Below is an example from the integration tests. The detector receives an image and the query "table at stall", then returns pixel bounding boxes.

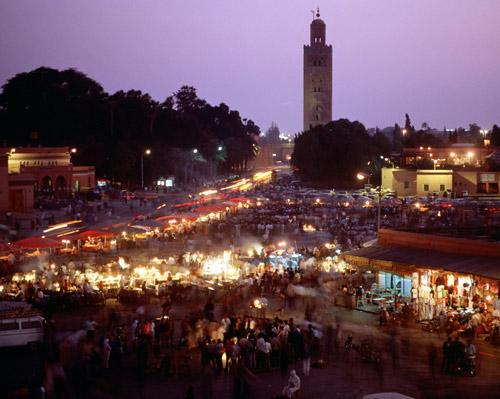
[82,244,101,252]
[59,248,75,255]
[372,297,395,308]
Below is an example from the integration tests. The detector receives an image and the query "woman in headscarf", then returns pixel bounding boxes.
[282,369,301,398]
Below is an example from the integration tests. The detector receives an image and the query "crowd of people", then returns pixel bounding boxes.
[3,175,500,399]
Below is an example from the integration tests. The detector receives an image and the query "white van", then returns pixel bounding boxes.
[0,314,45,348]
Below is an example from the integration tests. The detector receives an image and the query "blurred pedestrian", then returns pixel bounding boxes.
[441,336,452,373]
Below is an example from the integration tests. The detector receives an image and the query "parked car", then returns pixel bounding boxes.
[0,313,45,349]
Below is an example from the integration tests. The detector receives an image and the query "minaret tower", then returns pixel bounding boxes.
[303,8,333,131]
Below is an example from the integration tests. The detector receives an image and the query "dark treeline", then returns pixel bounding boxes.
[0,67,260,187]
[292,113,500,185]
[291,119,391,186]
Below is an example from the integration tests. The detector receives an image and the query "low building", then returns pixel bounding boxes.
[344,229,499,320]
[382,167,500,197]
[401,144,492,168]
[251,142,294,169]
[0,155,8,220]
[1,147,95,194]
[0,154,35,222]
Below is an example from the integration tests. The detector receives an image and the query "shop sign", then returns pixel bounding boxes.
[480,173,495,183]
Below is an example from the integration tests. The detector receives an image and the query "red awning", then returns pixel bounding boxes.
[174,201,198,208]
[194,204,229,214]
[68,229,116,240]
[228,197,253,203]
[13,236,62,249]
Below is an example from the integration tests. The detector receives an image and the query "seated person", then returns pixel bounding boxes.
[282,369,300,398]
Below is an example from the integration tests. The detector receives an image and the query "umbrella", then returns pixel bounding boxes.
[362,393,415,399]
[68,229,115,240]
[13,236,62,249]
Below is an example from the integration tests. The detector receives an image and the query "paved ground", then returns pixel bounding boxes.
[5,190,500,398]
[4,284,494,399]
[3,283,500,399]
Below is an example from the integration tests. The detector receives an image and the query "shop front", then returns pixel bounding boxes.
[344,244,500,331]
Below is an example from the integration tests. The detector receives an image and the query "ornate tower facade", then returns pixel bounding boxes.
[303,9,332,131]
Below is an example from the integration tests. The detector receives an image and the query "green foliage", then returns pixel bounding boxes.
[291,119,390,183]
[0,67,260,186]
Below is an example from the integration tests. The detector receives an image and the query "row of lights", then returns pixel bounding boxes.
[10,147,77,154]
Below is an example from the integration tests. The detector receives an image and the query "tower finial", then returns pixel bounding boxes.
[316,7,320,18]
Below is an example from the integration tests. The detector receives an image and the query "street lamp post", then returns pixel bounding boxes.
[376,186,382,232]
[356,172,370,186]
[357,172,382,234]
[141,149,151,189]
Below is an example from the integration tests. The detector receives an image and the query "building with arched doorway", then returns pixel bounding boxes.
[1,147,95,196]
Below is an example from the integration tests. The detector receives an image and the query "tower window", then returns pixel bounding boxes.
[313,60,316,66]
[316,114,319,121]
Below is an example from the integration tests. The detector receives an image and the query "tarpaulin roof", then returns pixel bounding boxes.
[194,204,229,213]
[68,230,115,240]
[13,236,62,249]
[174,201,198,208]
[228,197,253,203]
[345,245,500,280]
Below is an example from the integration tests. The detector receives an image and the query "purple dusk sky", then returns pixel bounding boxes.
[1,0,499,135]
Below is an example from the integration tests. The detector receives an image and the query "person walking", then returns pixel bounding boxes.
[441,336,452,373]
[102,335,111,369]
[450,336,464,373]
[302,340,311,377]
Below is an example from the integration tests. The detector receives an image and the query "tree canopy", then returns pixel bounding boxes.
[0,68,260,187]
[291,119,391,185]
